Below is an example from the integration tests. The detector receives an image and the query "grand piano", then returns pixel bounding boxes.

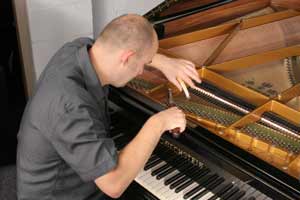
[94,1,300,199]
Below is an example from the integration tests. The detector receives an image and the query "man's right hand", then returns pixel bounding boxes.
[150,107,186,134]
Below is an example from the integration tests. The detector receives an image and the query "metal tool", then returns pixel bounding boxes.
[168,88,181,138]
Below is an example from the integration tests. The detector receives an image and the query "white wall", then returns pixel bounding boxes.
[92,0,163,38]
[27,0,93,79]
[26,0,163,80]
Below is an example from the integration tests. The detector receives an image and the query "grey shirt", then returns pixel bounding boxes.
[17,38,118,200]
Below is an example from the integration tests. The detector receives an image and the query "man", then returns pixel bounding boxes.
[17,14,200,199]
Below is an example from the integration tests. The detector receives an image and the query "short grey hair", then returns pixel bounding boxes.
[97,14,155,53]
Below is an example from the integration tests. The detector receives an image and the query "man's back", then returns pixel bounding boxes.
[17,38,117,200]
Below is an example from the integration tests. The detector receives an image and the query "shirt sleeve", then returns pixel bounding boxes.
[50,102,118,182]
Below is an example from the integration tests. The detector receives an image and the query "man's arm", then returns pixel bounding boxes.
[94,107,186,198]
[149,53,201,91]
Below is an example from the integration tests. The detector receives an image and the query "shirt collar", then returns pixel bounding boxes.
[77,40,109,103]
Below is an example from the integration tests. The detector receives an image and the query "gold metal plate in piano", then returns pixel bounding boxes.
[222,56,300,110]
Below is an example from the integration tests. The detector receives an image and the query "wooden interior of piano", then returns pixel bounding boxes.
[147,0,285,37]
[129,4,300,179]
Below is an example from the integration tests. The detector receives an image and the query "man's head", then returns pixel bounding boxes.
[90,14,158,87]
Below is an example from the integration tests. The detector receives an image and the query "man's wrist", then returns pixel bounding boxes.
[147,115,165,136]
[150,53,168,71]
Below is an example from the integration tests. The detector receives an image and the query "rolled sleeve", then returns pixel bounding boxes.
[50,103,117,182]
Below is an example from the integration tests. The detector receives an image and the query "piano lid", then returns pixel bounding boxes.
[92,0,273,39]
[144,0,233,22]
[143,0,281,38]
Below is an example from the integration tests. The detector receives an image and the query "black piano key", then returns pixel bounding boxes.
[208,176,225,189]
[152,145,170,158]
[145,155,160,166]
[175,168,210,193]
[144,158,163,171]
[208,183,234,200]
[152,145,165,155]
[156,160,186,180]
[147,154,159,163]
[169,165,203,189]
[163,156,184,169]
[174,160,192,171]
[155,157,188,179]
[174,178,195,193]
[169,173,191,189]
[221,186,240,200]
[183,174,218,199]
[175,167,210,193]
[160,152,178,163]
[190,177,225,200]
[156,167,176,180]
[151,163,170,176]
[227,190,246,200]
[164,171,185,186]
[151,157,182,176]
[164,164,195,186]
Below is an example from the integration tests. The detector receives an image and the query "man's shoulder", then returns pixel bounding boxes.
[55,37,94,60]
[34,37,95,104]
[56,37,94,54]
[39,37,94,79]
[63,37,94,49]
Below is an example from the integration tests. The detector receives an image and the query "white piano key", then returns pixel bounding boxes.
[135,159,270,200]
[136,169,147,179]
[148,177,166,191]
[184,186,212,200]
[155,170,180,194]
[141,162,167,182]
[172,182,200,200]
[134,167,182,200]
[199,191,215,200]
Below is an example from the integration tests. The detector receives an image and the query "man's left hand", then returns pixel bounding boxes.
[150,53,201,92]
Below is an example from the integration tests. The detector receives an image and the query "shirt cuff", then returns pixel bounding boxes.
[79,149,118,182]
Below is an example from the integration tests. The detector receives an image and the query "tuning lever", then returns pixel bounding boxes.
[167,88,181,138]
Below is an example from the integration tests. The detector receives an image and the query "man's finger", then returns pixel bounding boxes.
[184,66,201,83]
[181,75,196,89]
[172,79,182,92]
[180,60,201,83]
[181,60,196,69]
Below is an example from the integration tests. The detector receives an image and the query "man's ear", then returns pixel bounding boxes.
[120,50,135,65]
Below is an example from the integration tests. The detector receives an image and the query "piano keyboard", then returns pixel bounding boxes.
[134,145,272,200]
[109,105,280,200]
